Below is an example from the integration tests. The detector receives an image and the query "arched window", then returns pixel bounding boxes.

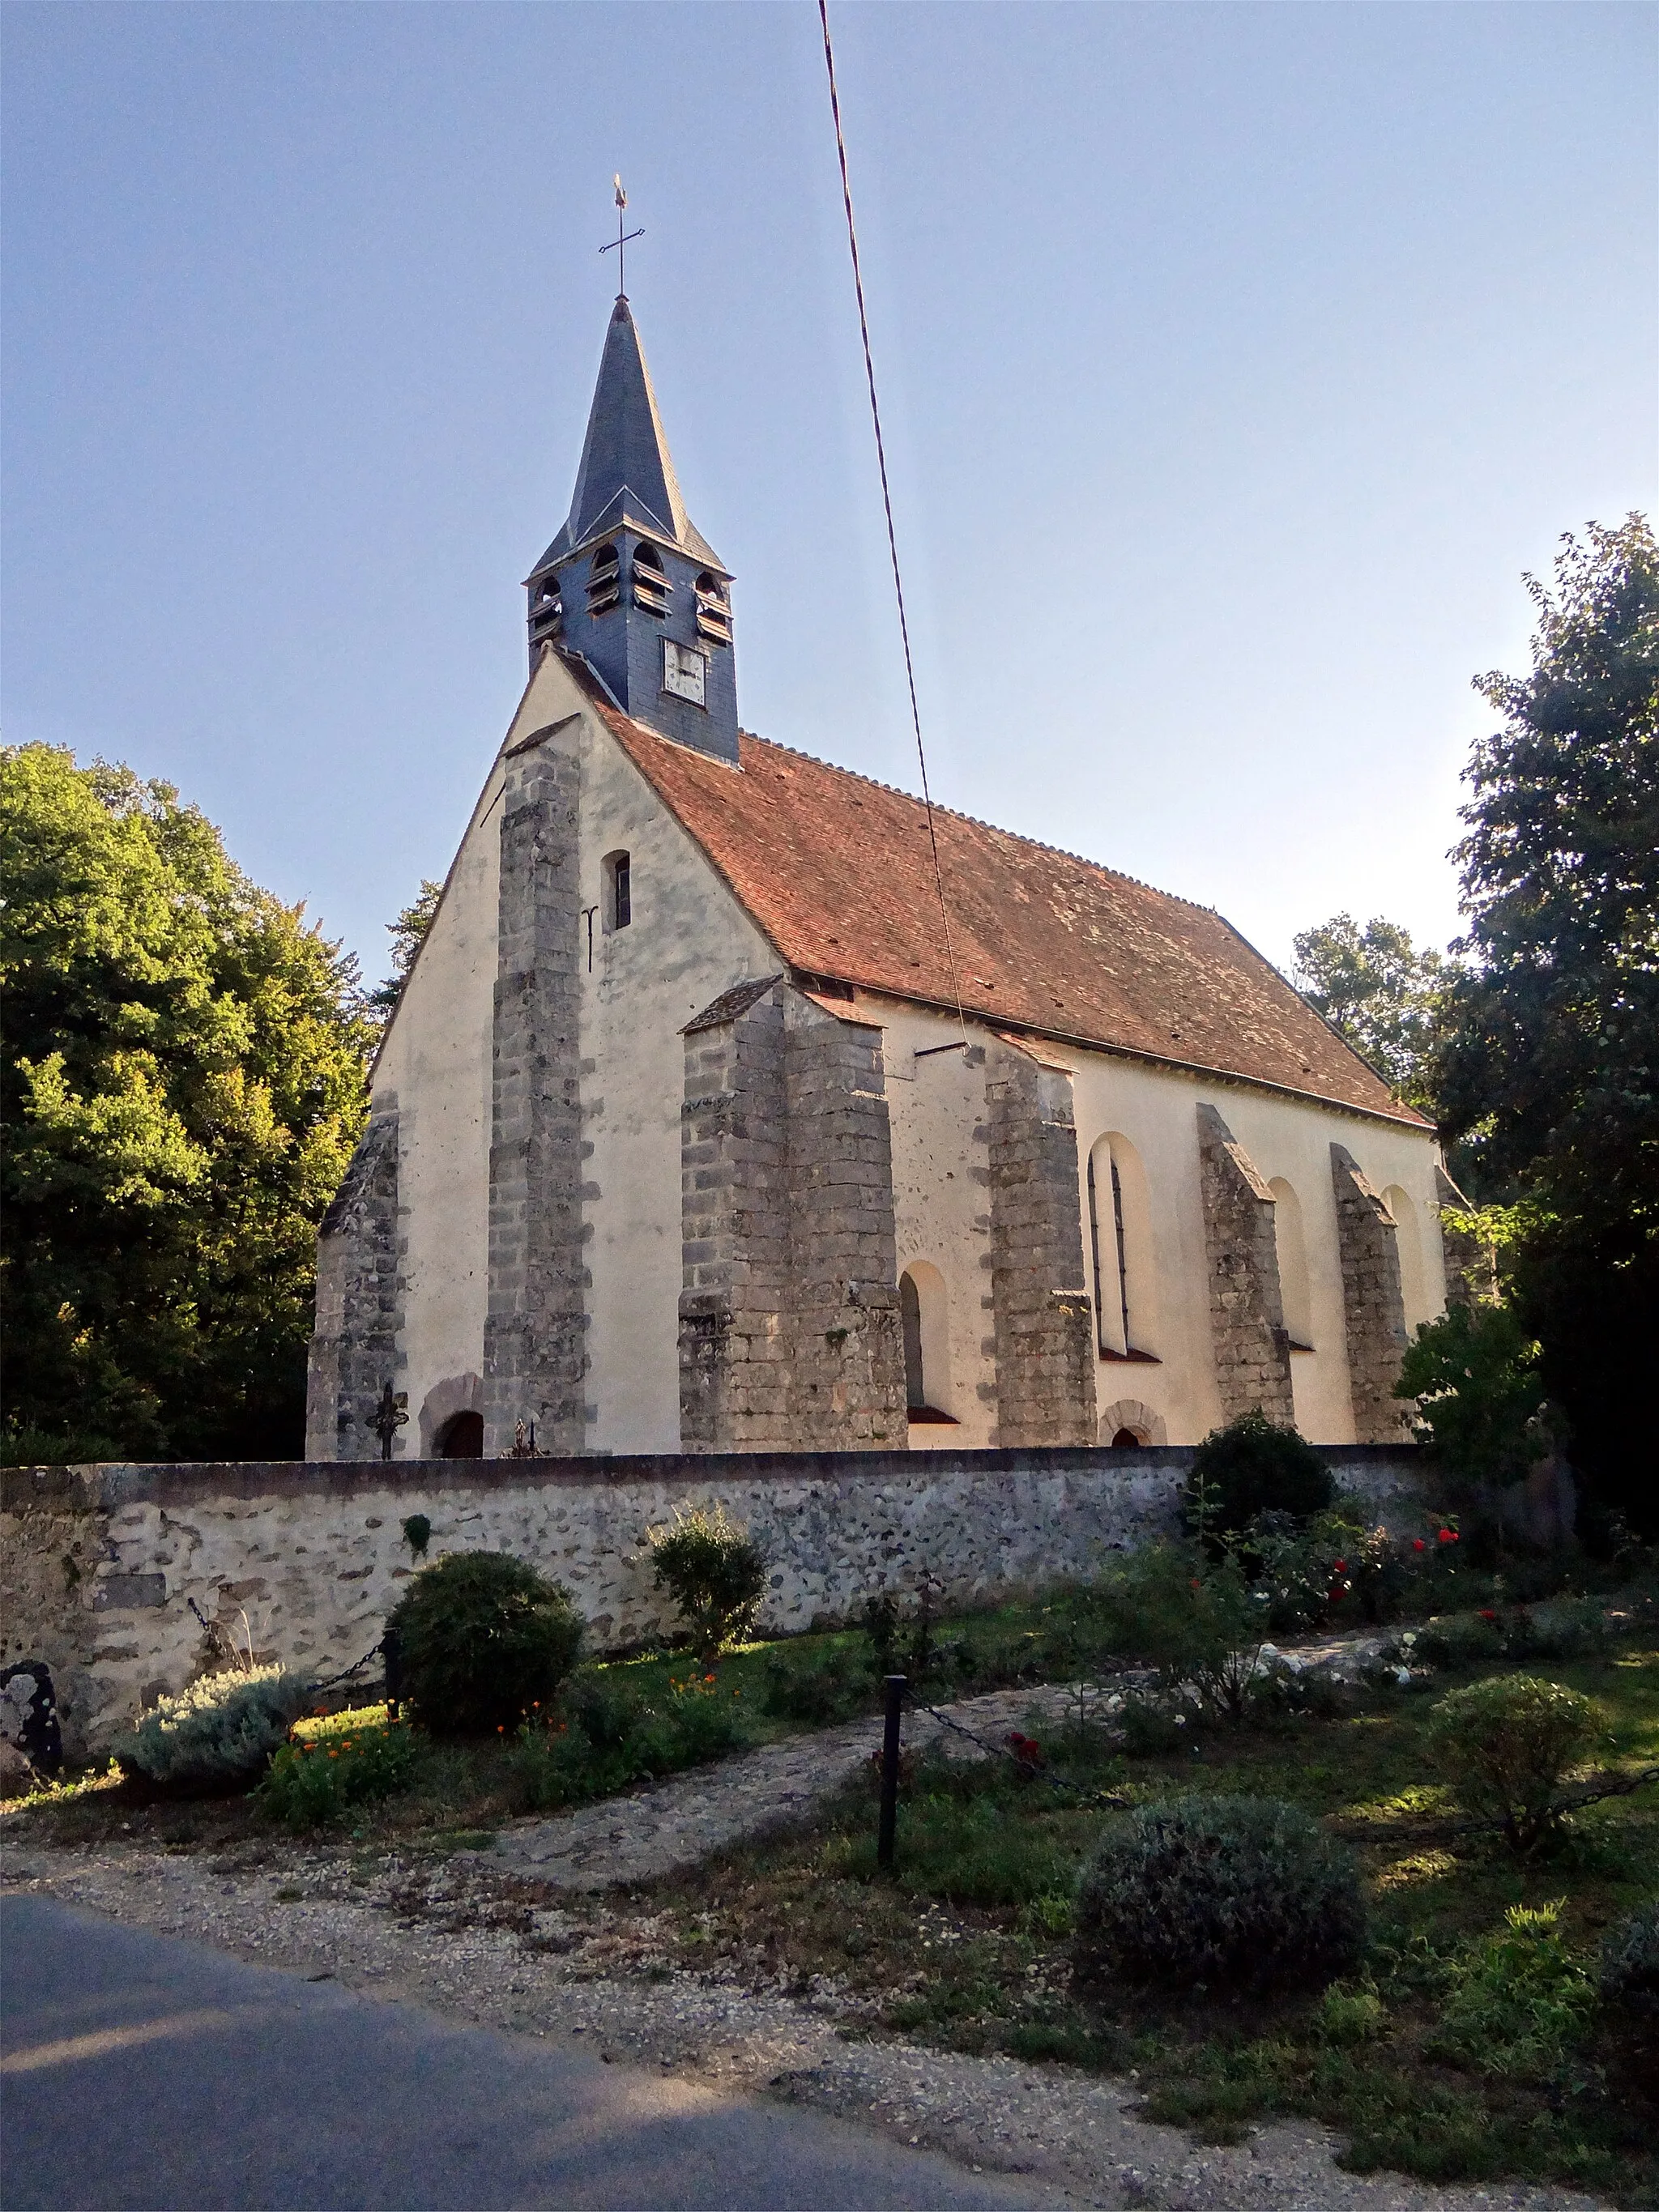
[1384,1184,1426,1332]
[1269,1178,1314,1349]
[899,1264,955,1422]
[631,539,672,616]
[694,570,731,646]
[1086,1135,1159,1359]
[603,849,631,932]
[586,541,621,616]
[527,570,563,645]
[435,1409,484,1458]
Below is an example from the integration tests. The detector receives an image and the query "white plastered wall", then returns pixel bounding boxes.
[1178,1083,1446,1444]
[881,999,999,1450]
[574,708,780,1454]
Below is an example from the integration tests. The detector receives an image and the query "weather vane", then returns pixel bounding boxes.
[600,175,644,297]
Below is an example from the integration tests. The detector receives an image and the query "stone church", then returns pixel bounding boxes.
[306,292,1465,1464]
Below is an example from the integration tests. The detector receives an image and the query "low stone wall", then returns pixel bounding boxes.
[1,1444,1422,1755]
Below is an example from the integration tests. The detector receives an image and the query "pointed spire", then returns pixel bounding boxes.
[536,297,723,573]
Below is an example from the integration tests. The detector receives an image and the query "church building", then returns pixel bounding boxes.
[305,292,1465,1464]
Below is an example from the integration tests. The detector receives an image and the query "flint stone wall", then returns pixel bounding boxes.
[3,1443,1421,1756]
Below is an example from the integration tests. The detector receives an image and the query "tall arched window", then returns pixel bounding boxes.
[1086,1134,1159,1359]
[1384,1184,1425,1331]
[693,570,731,645]
[1269,1178,1314,1349]
[899,1264,955,1422]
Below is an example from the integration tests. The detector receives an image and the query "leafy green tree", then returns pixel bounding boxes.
[366,879,442,1019]
[0,745,373,1462]
[1292,913,1449,1111]
[1436,515,1659,1525]
[1395,1301,1546,1492]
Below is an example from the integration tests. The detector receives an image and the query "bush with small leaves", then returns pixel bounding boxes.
[1600,1901,1658,2019]
[1424,1674,1606,1852]
[123,1665,314,1791]
[647,1502,768,1661]
[383,1550,584,1739]
[761,1642,875,1725]
[1073,1796,1365,1991]
[1183,1410,1334,1545]
[1431,1903,1597,2078]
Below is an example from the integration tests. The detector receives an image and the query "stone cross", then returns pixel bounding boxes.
[373,1382,408,1462]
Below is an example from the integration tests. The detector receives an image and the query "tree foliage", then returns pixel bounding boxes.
[0,745,373,1462]
[366,879,442,1019]
[1293,912,1450,1110]
[1435,516,1659,1522]
[1395,1300,1546,1491]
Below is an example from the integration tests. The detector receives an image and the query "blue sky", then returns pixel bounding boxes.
[4,2,1653,992]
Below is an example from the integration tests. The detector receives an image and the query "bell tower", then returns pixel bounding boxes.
[527,293,738,765]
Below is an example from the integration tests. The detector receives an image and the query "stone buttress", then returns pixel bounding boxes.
[305,1096,403,1460]
[1196,1103,1294,1426]
[1330,1143,1410,1442]
[984,1042,1098,1448]
[483,731,587,1454]
[1434,1164,1499,1310]
[678,978,906,1450]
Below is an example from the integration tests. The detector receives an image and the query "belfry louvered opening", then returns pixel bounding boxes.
[631,540,672,616]
[527,570,563,646]
[693,570,731,645]
[586,542,621,616]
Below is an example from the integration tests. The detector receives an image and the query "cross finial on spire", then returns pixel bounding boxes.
[600,175,645,300]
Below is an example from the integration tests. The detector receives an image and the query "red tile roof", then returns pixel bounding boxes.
[581,672,1427,1128]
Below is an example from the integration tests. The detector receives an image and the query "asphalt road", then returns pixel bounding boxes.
[0,1894,1064,2212]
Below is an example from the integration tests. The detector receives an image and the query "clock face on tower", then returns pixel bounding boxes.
[662,638,709,708]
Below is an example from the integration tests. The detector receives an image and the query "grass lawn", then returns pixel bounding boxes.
[635,1644,1659,2205]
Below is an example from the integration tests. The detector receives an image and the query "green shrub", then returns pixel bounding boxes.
[1507,1596,1609,1662]
[123,1665,313,1789]
[647,1502,768,1660]
[1395,1301,1546,1490]
[1431,1903,1597,2078]
[384,1550,584,1739]
[1183,1411,1334,1544]
[1116,1690,1190,1755]
[1073,1796,1364,1991]
[761,1642,875,1725]
[1424,1674,1606,1852]
[505,1666,748,1814]
[1315,1984,1388,2045]
[259,1707,420,1830]
[1600,1901,1659,2018]
[1414,1613,1506,1670]
[1088,1544,1269,1724]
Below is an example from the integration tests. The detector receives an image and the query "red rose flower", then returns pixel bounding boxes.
[1413,1538,1427,1552]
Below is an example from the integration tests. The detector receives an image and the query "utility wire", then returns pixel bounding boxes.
[817,0,969,1044]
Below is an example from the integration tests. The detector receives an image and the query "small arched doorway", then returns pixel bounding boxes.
[435,1410,484,1458]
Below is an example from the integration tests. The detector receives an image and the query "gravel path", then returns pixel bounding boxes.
[0,1831,1607,2212]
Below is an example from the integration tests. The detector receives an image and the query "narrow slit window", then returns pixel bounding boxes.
[603,850,632,931]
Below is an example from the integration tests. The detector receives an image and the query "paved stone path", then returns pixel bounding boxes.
[479,1631,1398,1892]
[479,1683,1086,1889]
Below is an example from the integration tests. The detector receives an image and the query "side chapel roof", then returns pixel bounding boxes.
[565,660,1428,1127]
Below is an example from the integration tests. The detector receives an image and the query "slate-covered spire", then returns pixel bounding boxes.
[527,295,737,764]
[539,296,722,569]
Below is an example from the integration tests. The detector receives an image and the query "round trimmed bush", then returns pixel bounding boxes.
[123,1666,314,1791]
[1183,1411,1334,1541]
[385,1551,584,1738]
[1601,1902,1658,2019]
[1424,1673,1606,1852]
[1073,1796,1364,1991]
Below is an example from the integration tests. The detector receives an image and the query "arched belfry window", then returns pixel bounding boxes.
[586,542,621,616]
[1087,1135,1160,1360]
[1384,1184,1426,1331]
[603,849,631,932]
[631,540,672,616]
[694,571,731,646]
[899,1264,956,1424]
[527,571,563,647]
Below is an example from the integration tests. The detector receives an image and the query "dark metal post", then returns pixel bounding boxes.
[876,1673,906,1873]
